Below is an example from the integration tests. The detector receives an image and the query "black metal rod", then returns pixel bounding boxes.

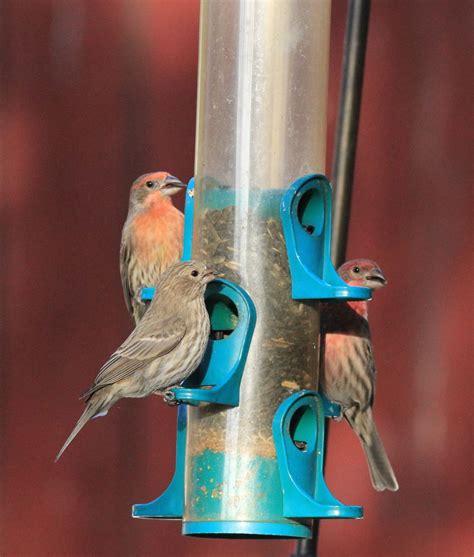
[331,0,371,268]
[292,1,371,556]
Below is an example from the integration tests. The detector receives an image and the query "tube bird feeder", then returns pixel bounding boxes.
[133,0,371,539]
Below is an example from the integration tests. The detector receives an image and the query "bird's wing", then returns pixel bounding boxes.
[119,237,134,319]
[83,317,186,398]
[116,317,186,361]
[358,338,376,409]
[366,341,376,407]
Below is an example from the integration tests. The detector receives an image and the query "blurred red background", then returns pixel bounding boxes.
[1,1,472,556]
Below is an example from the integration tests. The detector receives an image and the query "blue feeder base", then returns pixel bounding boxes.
[183,520,311,538]
[132,406,186,520]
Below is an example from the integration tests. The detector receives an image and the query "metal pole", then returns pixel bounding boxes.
[331,0,371,269]
[293,1,371,555]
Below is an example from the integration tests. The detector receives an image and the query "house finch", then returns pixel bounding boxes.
[320,259,399,491]
[56,260,217,461]
[121,171,185,324]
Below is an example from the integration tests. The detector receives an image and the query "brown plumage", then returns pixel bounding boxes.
[56,261,217,461]
[121,171,185,324]
[320,259,398,492]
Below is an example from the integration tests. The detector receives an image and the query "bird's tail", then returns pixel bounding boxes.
[55,398,106,462]
[346,406,399,492]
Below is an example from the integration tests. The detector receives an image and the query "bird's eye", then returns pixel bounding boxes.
[145,181,154,188]
[191,270,199,277]
[353,266,360,273]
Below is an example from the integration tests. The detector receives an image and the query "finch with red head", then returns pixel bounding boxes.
[56,261,217,461]
[121,171,185,324]
[320,259,399,492]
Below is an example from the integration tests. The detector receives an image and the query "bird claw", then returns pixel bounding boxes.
[163,390,179,406]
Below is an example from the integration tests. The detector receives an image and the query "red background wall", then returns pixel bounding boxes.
[1,1,472,556]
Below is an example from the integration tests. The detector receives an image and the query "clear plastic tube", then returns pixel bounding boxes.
[185,0,331,534]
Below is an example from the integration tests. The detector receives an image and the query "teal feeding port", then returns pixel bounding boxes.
[273,390,363,519]
[280,174,372,301]
[171,278,256,407]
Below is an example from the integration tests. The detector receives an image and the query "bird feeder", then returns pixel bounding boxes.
[133,0,371,538]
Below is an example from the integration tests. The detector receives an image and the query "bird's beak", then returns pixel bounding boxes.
[204,269,222,281]
[161,176,187,195]
[366,272,387,287]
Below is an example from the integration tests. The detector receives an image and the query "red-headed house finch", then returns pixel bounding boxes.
[56,261,217,461]
[320,259,399,492]
[121,171,185,324]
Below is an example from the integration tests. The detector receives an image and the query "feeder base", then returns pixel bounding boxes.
[183,520,312,539]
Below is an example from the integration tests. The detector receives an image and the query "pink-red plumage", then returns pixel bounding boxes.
[320,259,398,492]
[120,171,185,324]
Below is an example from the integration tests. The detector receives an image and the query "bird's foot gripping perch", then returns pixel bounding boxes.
[163,389,180,406]
[153,387,181,406]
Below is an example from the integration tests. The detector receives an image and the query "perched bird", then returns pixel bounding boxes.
[56,260,217,461]
[121,171,185,324]
[320,259,398,491]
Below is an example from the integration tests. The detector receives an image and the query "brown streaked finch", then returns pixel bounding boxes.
[55,260,217,461]
[121,171,185,325]
[320,259,399,492]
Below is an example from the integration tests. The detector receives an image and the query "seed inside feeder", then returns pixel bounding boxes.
[185,188,320,524]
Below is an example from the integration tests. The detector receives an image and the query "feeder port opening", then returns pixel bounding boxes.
[289,404,316,453]
[205,293,239,340]
[297,187,325,237]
